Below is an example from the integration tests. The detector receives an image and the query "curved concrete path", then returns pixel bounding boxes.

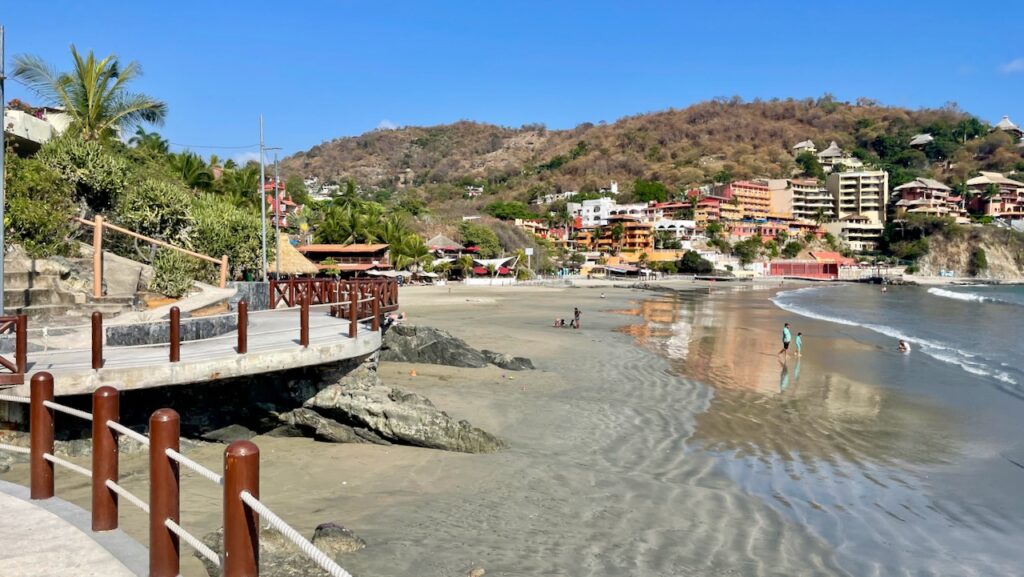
[0,481,145,576]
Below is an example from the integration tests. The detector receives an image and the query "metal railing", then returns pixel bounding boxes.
[0,373,354,577]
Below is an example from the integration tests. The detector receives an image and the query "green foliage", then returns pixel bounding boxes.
[170,152,213,190]
[795,151,825,179]
[633,179,668,203]
[3,155,77,258]
[458,221,501,258]
[114,178,193,246]
[484,200,535,220]
[969,247,988,276]
[782,241,804,259]
[890,239,929,261]
[191,195,272,279]
[678,250,714,274]
[705,222,723,239]
[149,248,213,298]
[37,135,130,211]
[284,175,312,206]
[732,237,761,266]
[823,232,839,251]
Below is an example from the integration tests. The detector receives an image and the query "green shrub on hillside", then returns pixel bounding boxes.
[458,221,501,258]
[191,195,272,279]
[3,156,78,258]
[149,248,213,298]
[484,200,534,220]
[36,135,130,212]
[969,247,988,276]
[114,178,194,248]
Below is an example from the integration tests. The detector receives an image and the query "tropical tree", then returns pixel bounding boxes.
[457,254,476,278]
[13,45,167,140]
[171,151,213,190]
[218,166,260,208]
[129,127,169,155]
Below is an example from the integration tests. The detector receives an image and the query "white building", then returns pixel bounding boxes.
[567,197,617,227]
[531,190,578,205]
[817,141,864,172]
[826,170,889,224]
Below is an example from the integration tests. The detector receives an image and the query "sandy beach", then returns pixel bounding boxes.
[3,280,1022,576]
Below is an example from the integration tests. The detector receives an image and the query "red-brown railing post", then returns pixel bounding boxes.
[150,409,180,577]
[299,291,310,347]
[15,314,28,375]
[237,300,248,354]
[223,440,260,577]
[30,372,55,500]
[91,311,104,370]
[92,385,119,531]
[372,282,381,332]
[349,282,358,338]
[169,307,181,363]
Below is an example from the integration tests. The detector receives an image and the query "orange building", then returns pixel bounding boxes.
[725,181,772,220]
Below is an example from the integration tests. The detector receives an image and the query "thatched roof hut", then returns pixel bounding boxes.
[269,233,319,276]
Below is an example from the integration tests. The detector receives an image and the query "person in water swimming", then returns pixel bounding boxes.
[897,339,911,353]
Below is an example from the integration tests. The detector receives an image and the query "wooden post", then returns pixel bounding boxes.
[15,314,27,374]
[91,386,119,531]
[30,372,55,500]
[349,282,358,338]
[149,409,180,577]
[299,291,309,348]
[237,301,248,354]
[223,440,260,577]
[93,215,104,298]
[371,282,381,332]
[91,311,103,370]
[169,307,180,363]
[219,255,229,289]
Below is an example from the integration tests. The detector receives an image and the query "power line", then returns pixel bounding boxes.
[168,142,259,150]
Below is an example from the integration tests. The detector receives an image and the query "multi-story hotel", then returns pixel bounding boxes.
[723,180,771,220]
[826,170,889,224]
[787,178,835,221]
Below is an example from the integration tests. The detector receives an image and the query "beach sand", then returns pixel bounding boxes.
[3,280,1020,576]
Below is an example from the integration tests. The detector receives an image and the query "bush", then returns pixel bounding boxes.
[191,195,272,279]
[113,179,194,253]
[679,250,714,274]
[969,247,988,276]
[782,241,804,259]
[149,248,213,298]
[3,156,77,258]
[458,221,501,258]
[484,200,534,221]
[36,135,130,212]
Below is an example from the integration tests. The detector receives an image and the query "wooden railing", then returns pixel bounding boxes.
[269,278,399,312]
[77,215,229,297]
[0,315,28,385]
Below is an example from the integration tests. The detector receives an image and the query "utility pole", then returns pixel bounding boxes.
[1,26,7,316]
[274,152,281,279]
[259,115,267,282]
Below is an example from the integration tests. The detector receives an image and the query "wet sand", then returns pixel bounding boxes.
[3,281,1021,576]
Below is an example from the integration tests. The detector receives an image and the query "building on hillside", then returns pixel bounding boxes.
[816,141,864,172]
[652,220,699,247]
[909,133,934,147]
[513,218,551,237]
[965,172,1024,219]
[531,190,578,205]
[596,216,654,253]
[693,197,722,226]
[464,186,484,198]
[652,201,693,220]
[726,220,789,240]
[567,197,617,228]
[787,178,835,221]
[824,215,884,252]
[297,244,392,276]
[892,178,969,224]
[265,179,303,228]
[3,105,73,155]
[792,140,817,156]
[993,116,1023,140]
[724,181,772,219]
[826,170,889,224]
[599,181,620,195]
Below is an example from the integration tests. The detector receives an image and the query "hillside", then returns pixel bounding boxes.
[281,97,1024,216]
[917,227,1024,280]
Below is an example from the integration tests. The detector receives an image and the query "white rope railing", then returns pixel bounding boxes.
[239,491,353,577]
[43,453,91,478]
[105,479,150,514]
[165,448,223,485]
[165,518,221,567]
[106,421,150,446]
[43,400,93,422]
[0,442,30,454]
[0,392,30,404]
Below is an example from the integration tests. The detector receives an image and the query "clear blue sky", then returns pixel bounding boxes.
[4,1,1023,162]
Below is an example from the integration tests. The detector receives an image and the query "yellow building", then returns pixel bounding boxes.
[727,181,772,220]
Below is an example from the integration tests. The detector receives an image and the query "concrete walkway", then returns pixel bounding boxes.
[0,481,145,577]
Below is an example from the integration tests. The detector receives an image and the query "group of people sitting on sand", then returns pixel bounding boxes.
[554,307,582,329]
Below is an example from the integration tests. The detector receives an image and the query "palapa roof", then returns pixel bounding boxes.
[817,141,844,158]
[268,234,319,276]
[994,116,1021,132]
[966,171,1024,187]
[893,178,950,192]
[426,234,464,251]
[908,133,934,146]
[792,139,816,150]
[298,244,389,254]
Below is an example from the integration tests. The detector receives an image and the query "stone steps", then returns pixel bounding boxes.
[4,287,79,308]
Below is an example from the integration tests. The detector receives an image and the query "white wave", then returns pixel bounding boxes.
[927,287,1020,306]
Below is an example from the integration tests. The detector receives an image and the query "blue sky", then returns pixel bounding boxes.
[4,1,1023,162]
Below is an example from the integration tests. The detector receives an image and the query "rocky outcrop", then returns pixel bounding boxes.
[302,383,505,453]
[382,324,534,370]
[276,408,389,445]
[197,523,366,577]
[200,424,256,444]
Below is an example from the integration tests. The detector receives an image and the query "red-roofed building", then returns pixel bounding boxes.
[265,178,304,228]
[297,244,391,276]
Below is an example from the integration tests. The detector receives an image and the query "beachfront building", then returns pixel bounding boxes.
[788,179,835,222]
[965,172,1024,219]
[826,170,889,224]
[297,243,392,276]
[594,216,654,253]
[892,178,969,224]
[722,180,772,220]
[653,220,699,247]
[816,141,864,173]
[824,215,885,252]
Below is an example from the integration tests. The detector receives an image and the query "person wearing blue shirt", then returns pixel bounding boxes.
[777,322,793,360]
[795,332,803,357]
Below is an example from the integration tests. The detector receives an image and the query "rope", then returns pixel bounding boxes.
[43,400,94,422]
[43,453,92,478]
[106,421,151,446]
[0,393,30,404]
[0,442,31,454]
[105,479,150,514]
[165,518,221,567]
[165,448,223,485]
[239,491,353,577]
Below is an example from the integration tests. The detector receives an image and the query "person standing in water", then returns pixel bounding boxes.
[777,322,793,360]
[573,307,582,329]
[795,332,803,357]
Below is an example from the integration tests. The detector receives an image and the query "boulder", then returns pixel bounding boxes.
[312,522,366,554]
[304,383,506,453]
[197,524,364,577]
[381,324,489,368]
[482,350,535,371]
[276,408,389,445]
[200,424,256,444]
[263,424,306,438]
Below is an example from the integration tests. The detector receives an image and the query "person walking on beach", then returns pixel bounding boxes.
[777,323,793,360]
[573,307,582,329]
[795,332,803,357]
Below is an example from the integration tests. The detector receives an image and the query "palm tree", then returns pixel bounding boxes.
[13,45,167,140]
[171,151,213,190]
[219,166,260,208]
[457,254,475,279]
[129,127,169,155]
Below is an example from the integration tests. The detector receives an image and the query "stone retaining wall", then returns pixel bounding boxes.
[105,314,239,346]
[228,282,271,311]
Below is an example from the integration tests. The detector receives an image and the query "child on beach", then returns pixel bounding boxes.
[795,332,802,357]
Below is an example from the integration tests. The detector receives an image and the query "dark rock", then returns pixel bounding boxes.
[482,350,534,371]
[312,522,366,554]
[381,324,489,368]
[304,383,506,453]
[200,424,256,444]
[105,314,238,346]
[276,408,389,445]
[198,525,346,577]
[263,424,306,438]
